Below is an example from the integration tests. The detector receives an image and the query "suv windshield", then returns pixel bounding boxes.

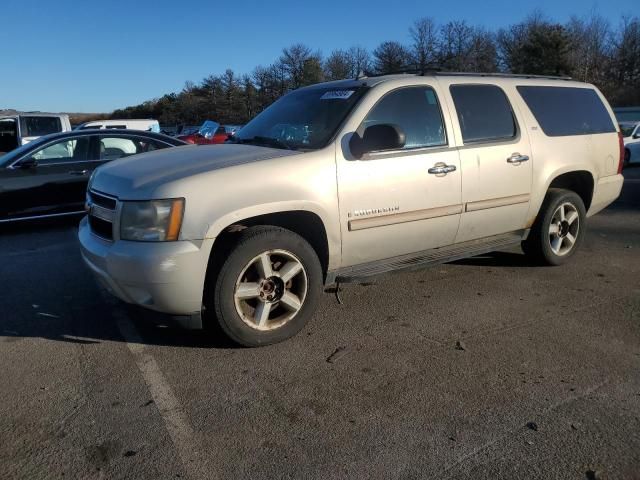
[233,86,369,150]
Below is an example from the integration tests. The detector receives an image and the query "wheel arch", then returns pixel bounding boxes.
[547,170,595,211]
[203,209,333,302]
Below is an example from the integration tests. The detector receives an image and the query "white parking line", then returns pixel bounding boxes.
[106,297,210,480]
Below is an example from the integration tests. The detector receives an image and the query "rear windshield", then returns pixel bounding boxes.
[20,116,63,137]
[517,86,616,137]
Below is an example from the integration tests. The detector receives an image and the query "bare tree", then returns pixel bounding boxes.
[325,49,352,80]
[347,46,372,76]
[609,16,640,105]
[280,44,323,88]
[373,41,411,74]
[567,12,611,84]
[410,17,438,71]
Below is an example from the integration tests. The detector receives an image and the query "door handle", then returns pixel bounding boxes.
[428,163,457,175]
[68,169,89,176]
[507,153,529,164]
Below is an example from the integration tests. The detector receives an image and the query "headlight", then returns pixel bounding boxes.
[120,198,185,242]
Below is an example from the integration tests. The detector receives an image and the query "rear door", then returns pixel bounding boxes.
[439,81,533,242]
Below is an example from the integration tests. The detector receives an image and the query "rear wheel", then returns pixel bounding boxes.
[522,189,586,266]
[211,226,322,346]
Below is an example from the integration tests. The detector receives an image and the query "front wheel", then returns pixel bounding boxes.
[212,226,322,346]
[522,189,586,266]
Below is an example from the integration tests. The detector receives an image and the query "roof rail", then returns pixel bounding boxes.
[434,72,573,81]
[354,68,572,82]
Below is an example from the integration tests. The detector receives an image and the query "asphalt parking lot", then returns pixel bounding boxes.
[1,168,639,480]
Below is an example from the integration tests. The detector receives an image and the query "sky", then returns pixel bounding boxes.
[0,0,632,113]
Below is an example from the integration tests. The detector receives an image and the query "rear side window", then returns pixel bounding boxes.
[450,85,517,143]
[517,86,616,136]
[98,136,170,161]
[20,116,62,137]
[363,86,447,150]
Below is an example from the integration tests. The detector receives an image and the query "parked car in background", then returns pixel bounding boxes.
[177,120,233,144]
[80,73,624,347]
[0,113,71,154]
[225,125,243,136]
[0,129,185,223]
[614,107,640,123]
[620,121,640,166]
[75,119,160,132]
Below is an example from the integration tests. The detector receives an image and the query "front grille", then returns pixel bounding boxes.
[89,190,117,210]
[88,189,116,241]
[89,216,114,240]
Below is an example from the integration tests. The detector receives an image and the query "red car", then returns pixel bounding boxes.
[178,121,230,145]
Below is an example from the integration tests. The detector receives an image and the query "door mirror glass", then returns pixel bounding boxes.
[350,124,406,158]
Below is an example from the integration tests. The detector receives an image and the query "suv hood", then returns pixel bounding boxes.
[91,144,299,198]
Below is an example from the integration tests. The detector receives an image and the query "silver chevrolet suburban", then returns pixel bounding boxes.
[79,73,624,346]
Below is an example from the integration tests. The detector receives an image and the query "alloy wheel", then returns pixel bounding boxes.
[548,202,580,256]
[233,249,308,331]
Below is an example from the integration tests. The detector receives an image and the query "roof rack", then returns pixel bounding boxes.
[434,72,573,81]
[355,67,572,82]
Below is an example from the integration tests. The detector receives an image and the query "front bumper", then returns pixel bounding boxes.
[79,216,214,327]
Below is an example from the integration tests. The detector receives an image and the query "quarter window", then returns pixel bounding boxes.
[517,86,616,136]
[450,85,517,143]
[362,86,447,150]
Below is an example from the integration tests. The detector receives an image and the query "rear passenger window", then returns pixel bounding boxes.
[98,136,169,161]
[363,86,447,150]
[517,86,616,136]
[450,85,517,143]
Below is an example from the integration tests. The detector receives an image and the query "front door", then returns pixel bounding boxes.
[0,136,93,220]
[337,84,462,267]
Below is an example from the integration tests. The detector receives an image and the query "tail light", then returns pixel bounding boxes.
[617,131,624,174]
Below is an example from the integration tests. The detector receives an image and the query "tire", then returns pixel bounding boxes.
[522,188,586,266]
[212,226,322,347]
[624,149,630,167]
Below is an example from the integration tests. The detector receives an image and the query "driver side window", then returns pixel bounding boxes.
[363,86,447,150]
[28,137,91,165]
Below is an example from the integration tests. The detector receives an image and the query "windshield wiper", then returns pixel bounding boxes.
[235,136,293,150]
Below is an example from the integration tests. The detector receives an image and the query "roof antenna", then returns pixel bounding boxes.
[356,70,368,80]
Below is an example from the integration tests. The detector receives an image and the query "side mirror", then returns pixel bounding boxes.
[18,158,38,169]
[634,133,640,139]
[350,124,406,158]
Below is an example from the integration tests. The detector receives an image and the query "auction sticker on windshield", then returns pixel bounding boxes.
[320,90,355,100]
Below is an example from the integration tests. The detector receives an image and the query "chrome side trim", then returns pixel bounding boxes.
[348,204,463,231]
[465,194,530,212]
[0,210,85,223]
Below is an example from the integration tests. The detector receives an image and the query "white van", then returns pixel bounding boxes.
[76,119,160,133]
[0,113,71,153]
